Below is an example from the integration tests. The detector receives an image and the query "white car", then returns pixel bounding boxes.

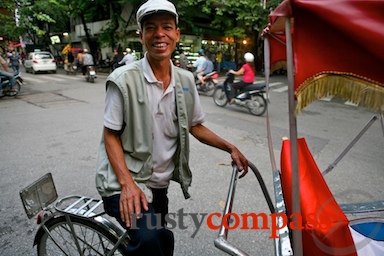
[24,51,57,74]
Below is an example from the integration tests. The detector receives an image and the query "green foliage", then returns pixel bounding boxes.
[0,0,69,46]
[1,0,285,52]
[179,0,269,38]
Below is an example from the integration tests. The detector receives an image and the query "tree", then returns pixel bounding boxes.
[97,0,143,50]
[0,0,69,51]
[179,0,269,67]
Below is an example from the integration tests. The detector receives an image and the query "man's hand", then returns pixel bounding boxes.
[103,127,149,227]
[119,182,148,228]
[229,146,248,178]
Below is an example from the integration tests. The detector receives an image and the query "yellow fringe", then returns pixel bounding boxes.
[295,72,384,115]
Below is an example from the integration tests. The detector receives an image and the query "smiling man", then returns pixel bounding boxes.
[95,0,249,255]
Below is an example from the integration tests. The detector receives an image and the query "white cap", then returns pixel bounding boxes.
[136,0,178,29]
[83,49,88,53]
[126,48,132,53]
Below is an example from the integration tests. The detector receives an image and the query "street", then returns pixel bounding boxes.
[0,68,383,256]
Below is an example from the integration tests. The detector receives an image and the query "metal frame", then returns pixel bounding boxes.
[214,162,275,255]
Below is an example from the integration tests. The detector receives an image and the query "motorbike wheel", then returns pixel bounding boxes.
[247,94,267,116]
[213,87,228,107]
[89,77,95,83]
[16,79,22,92]
[204,81,216,97]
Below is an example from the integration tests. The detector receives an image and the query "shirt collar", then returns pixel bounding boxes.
[142,52,175,90]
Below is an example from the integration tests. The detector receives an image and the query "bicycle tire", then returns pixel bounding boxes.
[37,215,127,256]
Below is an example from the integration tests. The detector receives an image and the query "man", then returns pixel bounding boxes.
[111,49,123,70]
[9,51,22,74]
[197,53,214,85]
[0,54,18,97]
[178,49,188,69]
[81,49,94,76]
[190,48,205,77]
[118,48,135,66]
[95,0,248,255]
[216,50,223,72]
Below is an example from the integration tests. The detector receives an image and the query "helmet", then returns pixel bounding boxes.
[83,49,88,53]
[198,49,205,55]
[126,48,132,53]
[244,52,254,62]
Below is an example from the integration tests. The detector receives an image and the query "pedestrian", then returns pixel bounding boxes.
[118,48,135,66]
[95,0,249,255]
[112,49,123,70]
[216,50,223,72]
[9,51,22,74]
[178,49,188,69]
[96,48,102,66]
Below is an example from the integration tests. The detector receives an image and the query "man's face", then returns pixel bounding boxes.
[140,13,180,62]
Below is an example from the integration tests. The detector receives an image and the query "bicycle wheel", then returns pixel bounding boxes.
[37,215,127,256]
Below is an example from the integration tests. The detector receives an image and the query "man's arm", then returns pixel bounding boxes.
[190,124,248,178]
[104,127,148,227]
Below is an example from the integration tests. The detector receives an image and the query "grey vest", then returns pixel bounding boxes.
[96,60,197,199]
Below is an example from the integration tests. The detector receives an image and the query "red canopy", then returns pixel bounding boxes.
[264,0,384,113]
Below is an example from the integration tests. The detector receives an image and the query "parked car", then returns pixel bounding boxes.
[24,51,57,74]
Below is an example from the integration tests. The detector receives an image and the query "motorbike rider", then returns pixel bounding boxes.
[197,53,214,85]
[81,49,94,77]
[188,49,205,77]
[228,52,256,104]
[111,49,123,71]
[118,48,135,66]
[0,55,18,97]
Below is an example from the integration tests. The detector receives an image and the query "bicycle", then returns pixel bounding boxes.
[20,173,129,255]
[20,162,274,256]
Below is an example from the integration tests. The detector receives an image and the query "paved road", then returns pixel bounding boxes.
[0,69,382,255]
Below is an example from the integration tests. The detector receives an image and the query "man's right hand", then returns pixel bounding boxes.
[119,182,148,228]
[104,127,149,228]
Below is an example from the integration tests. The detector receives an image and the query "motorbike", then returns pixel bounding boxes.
[86,66,96,83]
[0,72,23,97]
[212,73,267,116]
[196,71,219,96]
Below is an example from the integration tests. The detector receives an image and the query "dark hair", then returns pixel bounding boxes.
[247,61,256,74]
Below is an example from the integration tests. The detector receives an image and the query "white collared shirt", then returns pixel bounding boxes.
[104,53,205,188]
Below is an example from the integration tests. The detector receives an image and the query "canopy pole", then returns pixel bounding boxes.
[263,37,278,172]
[323,114,380,176]
[285,18,303,256]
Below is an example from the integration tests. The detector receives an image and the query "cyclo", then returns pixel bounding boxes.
[20,0,384,255]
